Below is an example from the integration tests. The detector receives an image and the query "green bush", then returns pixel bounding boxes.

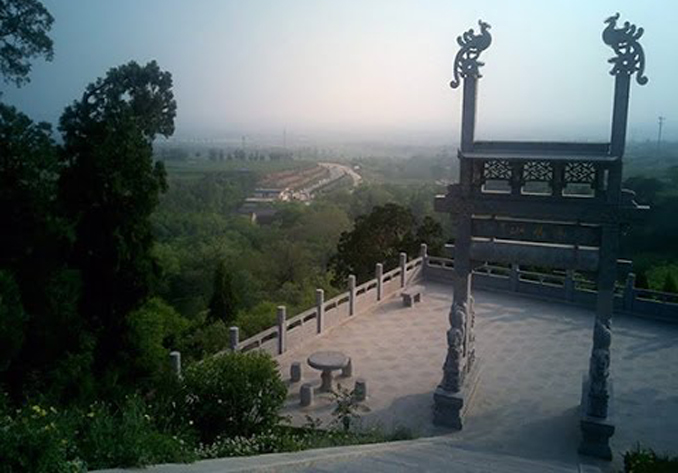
[0,396,83,473]
[235,301,278,339]
[196,430,304,459]
[0,271,27,373]
[623,446,678,472]
[74,395,194,469]
[126,297,190,380]
[178,317,231,360]
[181,351,287,442]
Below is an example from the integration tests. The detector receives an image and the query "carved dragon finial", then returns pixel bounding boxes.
[602,13,648,85]
[450,20,492,89]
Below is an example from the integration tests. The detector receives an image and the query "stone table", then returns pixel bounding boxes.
[307,351,349,392]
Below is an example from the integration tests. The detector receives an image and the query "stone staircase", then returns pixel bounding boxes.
[95,437,600,473]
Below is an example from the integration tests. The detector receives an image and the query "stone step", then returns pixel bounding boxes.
[94,437,585,473]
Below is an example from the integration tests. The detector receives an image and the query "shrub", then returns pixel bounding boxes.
[0,396,83,473]
[73,395,195,469]
[623,446,678,473]
[196,430,304,459]
[178,317,231,360]
[181,351,287,443]
[126,297,190,380]
[235,301,278,339]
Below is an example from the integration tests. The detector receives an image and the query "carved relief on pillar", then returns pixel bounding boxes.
[467,295,477,370]
[439,299,468,393]
[587,319,612,418]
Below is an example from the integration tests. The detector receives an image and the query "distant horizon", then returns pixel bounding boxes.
[3,1,677,143]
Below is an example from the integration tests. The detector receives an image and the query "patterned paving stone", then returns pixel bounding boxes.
[276,282,678,468]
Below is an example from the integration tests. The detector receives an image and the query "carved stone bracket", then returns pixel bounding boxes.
[450,20,492,88]
[602,13,648,85]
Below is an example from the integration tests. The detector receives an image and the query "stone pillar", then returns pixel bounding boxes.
[623,273,636,312]
[316,289,325,334]
[277,306,287,355]
[420,243,429,279]
[229,326,239,351]
[348,275,356,315]
[579,225,618,459]
[169,351,181,379]
[376,263,383,301]
[509,263,520,292]
[400,252,407,288]
[564,269,575,302]
[434,206,477,429]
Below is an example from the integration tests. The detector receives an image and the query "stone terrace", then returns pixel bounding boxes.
[277,282,678,470]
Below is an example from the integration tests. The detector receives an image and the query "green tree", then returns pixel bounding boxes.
[0,270,26,372]
[662,273,678,294]
[635,271,649,289]
[416,215,445,256]
[330,203,420,284]
[623,176,664,205]
[0,0,54,88]
[208,260,238,324]
[58,60,177,387]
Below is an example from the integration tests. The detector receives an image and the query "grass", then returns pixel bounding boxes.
[163,159,315,180]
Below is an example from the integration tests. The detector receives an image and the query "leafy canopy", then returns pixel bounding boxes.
[330,203,443,284]
[0,0,54,88]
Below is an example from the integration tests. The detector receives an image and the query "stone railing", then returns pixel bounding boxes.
[424,255,678,322]
[228,249,426,356]
[215,246,676,364]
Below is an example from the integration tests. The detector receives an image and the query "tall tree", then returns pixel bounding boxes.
[58,60,176,385]
[0,0,54,88]
[330,203,440,284]
[208,260,238,325]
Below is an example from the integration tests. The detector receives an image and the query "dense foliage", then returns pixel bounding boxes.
[0,0,54,88]
[623,446,678,473]
[0,59,177,402]
[180,352,287,443]
[330,203,443,284]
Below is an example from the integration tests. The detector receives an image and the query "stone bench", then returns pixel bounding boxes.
[402,285,424,307]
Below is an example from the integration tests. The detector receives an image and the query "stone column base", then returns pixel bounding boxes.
[578,373,615,461]
[433,360,481,429]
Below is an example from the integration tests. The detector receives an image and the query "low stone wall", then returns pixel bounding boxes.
[226,249,676,359]
[231,248,426,356]
[425,255,678,322]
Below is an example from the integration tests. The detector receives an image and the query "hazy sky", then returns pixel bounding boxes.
[3,0,677,143]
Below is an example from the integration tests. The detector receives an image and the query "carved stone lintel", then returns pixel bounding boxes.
[450,20,492,88]
[602,13,648,85]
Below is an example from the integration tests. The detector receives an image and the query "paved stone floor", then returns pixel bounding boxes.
[278,282,678,470]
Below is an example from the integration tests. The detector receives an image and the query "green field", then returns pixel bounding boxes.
[163,159,316,181]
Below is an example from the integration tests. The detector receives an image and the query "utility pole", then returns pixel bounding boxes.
[657,116,665,156]
[283,127,287,149]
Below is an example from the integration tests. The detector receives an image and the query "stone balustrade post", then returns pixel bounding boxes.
[400,252,407,288]
[420,243,428,278]
[623,272,636,312]
[376,263,383,301]
[277,306,287,355]
[564,269,575,302]
[509,263,520,292]
[169,351,181,379]
[348,275,356,315]
[229,326,239,351]
[316,289,325,334]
